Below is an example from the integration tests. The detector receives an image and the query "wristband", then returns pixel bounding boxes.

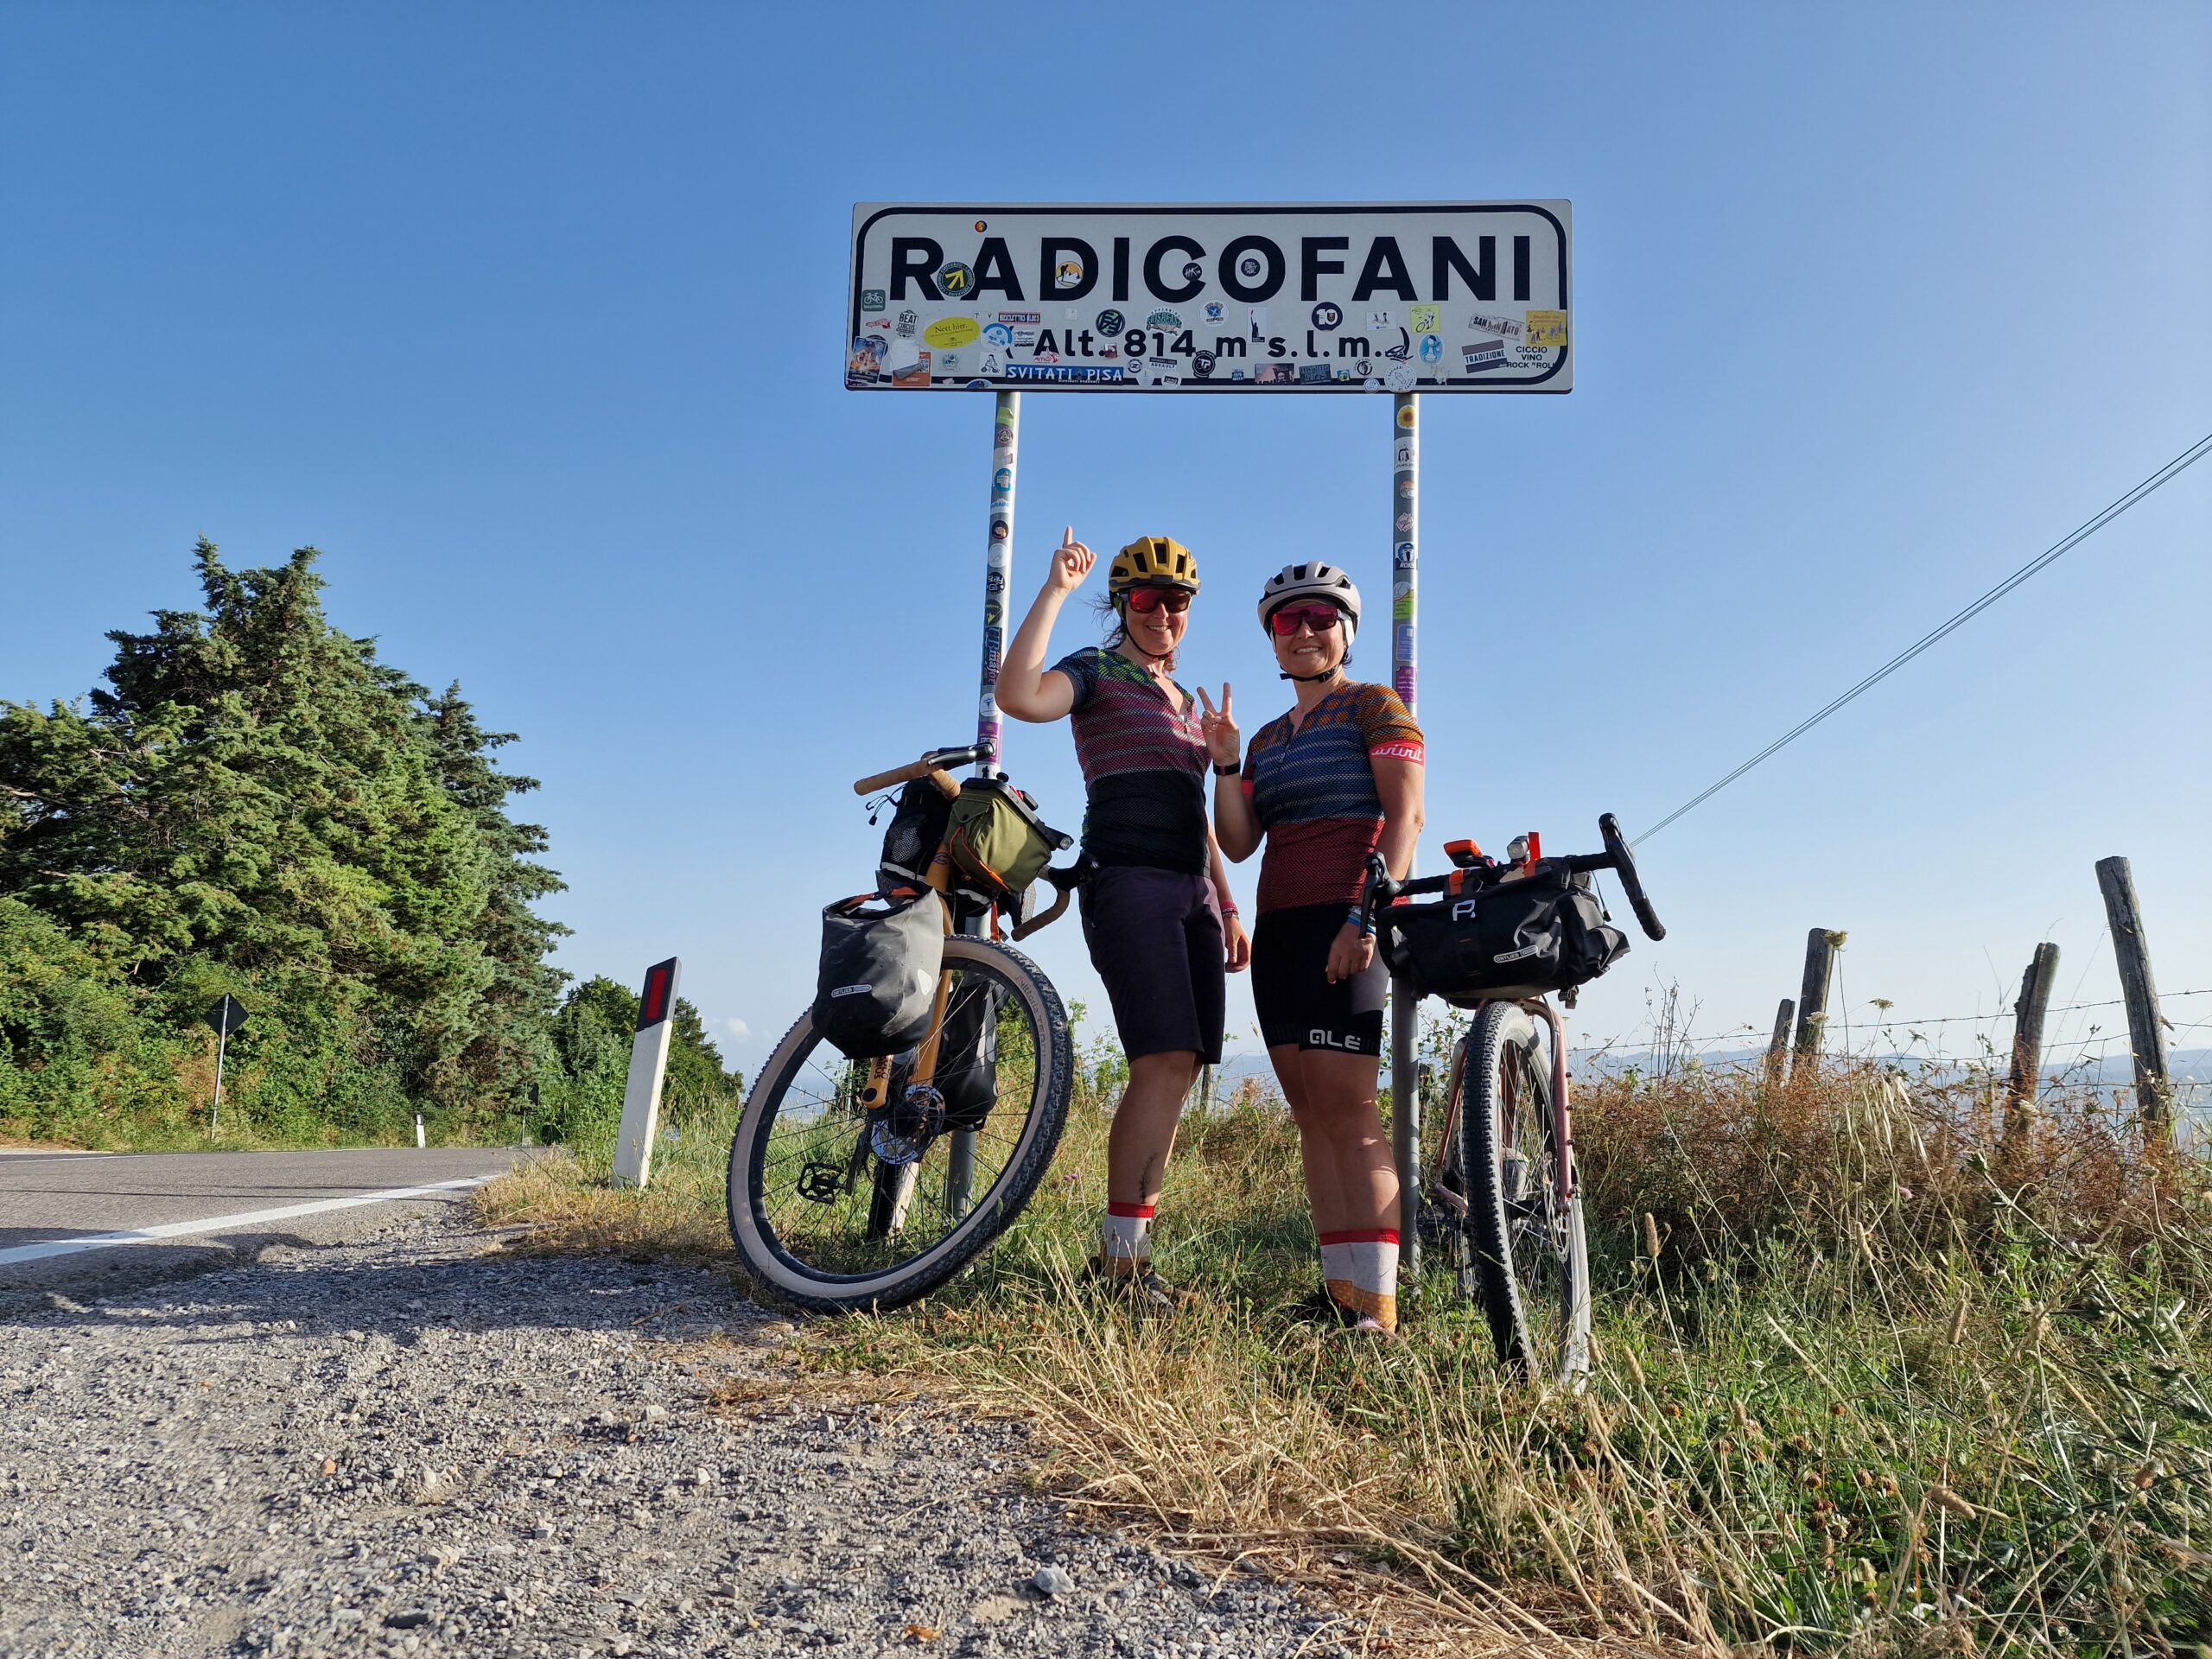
[1211,759,1241,777]
[1345,906,1370,937]
[1219,903,1239,919]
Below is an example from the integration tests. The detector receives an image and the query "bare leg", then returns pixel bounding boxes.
[1272,1046,1399,1235]
[1106,1050,1202,1206]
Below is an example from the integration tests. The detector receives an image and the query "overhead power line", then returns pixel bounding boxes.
[1639,429,2212,841]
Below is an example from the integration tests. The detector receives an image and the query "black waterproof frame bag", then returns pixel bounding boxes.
[876,779,954,896]
[1381,865,1629,1005]
[812,887,944,1058]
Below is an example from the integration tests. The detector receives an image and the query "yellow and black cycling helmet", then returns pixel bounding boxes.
[1108,536,1199,597]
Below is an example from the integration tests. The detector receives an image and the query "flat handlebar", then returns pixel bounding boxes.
[853,743,990,798]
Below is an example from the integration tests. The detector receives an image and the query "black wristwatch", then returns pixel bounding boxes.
[1212,759,1242,778]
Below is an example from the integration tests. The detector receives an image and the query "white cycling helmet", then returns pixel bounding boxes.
[1257,563,1362,649]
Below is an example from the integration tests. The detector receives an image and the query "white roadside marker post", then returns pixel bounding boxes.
[613,957,681,1189]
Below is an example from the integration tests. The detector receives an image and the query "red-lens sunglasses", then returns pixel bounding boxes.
[1124,586,1192,614]
[1268,603,1342,637]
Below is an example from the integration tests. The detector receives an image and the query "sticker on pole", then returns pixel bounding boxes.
[848,203,1571,394]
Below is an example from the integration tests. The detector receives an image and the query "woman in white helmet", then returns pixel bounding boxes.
[996,528,1251,1313]
[1196,563,1425,1336]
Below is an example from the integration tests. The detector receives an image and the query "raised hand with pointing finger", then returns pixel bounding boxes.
[1042,525,1095,595]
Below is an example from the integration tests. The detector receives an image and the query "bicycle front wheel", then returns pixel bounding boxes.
[727,934,1072,1313]
[1459,1001,1591,1385]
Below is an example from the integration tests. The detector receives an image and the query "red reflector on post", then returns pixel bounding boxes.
[638,957,677,1030]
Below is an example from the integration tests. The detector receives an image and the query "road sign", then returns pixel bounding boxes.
[202,995,248,1133]
[613,958,680,1189]
[848,202,1571,394]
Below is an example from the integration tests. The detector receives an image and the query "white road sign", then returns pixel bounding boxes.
[848,202,1571,394]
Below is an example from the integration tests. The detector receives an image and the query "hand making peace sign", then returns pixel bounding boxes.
[1192,683,1240,768]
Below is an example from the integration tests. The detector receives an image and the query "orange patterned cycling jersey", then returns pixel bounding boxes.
[1242,681,1424,914]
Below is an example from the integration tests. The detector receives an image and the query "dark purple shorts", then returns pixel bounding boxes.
[1078,865,1226,1065]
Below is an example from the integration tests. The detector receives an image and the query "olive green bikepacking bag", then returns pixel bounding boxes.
[944,779,1058,908]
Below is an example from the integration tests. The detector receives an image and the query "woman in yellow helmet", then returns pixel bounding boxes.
[996,528,1250,1311]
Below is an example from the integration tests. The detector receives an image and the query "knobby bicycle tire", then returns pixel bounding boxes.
[726,934,1072,1314]
[1459,1001,1592,1385]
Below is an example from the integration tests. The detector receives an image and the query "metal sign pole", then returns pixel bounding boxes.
[945,390,1020,1219]
[212,1027,227,1135]
[1389,392,1421,1274]
[976,391,1020,773]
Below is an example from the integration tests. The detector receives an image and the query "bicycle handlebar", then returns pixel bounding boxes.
[853,743,990,798]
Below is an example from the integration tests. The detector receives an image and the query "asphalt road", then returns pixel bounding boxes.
[0,1146,527,1313]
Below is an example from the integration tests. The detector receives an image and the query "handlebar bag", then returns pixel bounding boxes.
[877,778,956,896]
[813,887,945,1058]
[1382,865,1628,1004]
[945,779,1059,907]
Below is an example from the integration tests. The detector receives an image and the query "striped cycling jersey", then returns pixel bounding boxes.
[1242,681,1425,913]
[1052,645,1210,874]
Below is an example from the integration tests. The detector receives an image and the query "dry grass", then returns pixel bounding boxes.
[478,1046,2212,1657]
[474,1138,737,1264]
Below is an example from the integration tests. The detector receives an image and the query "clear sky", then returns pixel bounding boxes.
[4,3,2208,1081]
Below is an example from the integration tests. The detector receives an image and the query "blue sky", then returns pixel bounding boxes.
[4,3,2208,1079]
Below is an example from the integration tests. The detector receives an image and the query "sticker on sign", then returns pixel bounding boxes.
[847,202,1571,394]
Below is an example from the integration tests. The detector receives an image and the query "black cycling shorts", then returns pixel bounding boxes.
[1251,902,1389,1058]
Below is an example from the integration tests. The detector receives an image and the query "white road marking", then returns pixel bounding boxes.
[0,1176,499,1266]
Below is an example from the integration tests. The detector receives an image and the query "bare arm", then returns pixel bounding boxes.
[995,528,1092,723]
[1196,684,1262,862]
[1324,753,1426,984]
[1370,755,1426,880]
[1206,824,1250,972]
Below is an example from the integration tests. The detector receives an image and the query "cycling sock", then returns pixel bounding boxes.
[1319,1229,1399,1332]
[1099,1201,1155,1274]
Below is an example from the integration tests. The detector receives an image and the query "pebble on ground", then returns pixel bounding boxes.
[0,1211,1353,1657]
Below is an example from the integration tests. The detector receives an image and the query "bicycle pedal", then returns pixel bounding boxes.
[795,1161,849,1204]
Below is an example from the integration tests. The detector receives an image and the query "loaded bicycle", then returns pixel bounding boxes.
[1360,812,1665,1383]
[725,743,1084,1313]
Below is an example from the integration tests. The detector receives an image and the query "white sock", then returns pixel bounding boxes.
[1319,1230,1400,1332]
[1101,1202,1154,1272]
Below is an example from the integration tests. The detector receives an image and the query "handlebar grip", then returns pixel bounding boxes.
[925,768,962,800]
[854,758,941,796]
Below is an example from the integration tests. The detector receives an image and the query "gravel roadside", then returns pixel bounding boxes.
[0,1209,1357,1659]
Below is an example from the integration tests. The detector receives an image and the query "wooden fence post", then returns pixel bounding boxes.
[1764,998,1795,1086]
[2094,856,2171,1141]
[2005,941,2059,1138]
[1792,930,1837,1071]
